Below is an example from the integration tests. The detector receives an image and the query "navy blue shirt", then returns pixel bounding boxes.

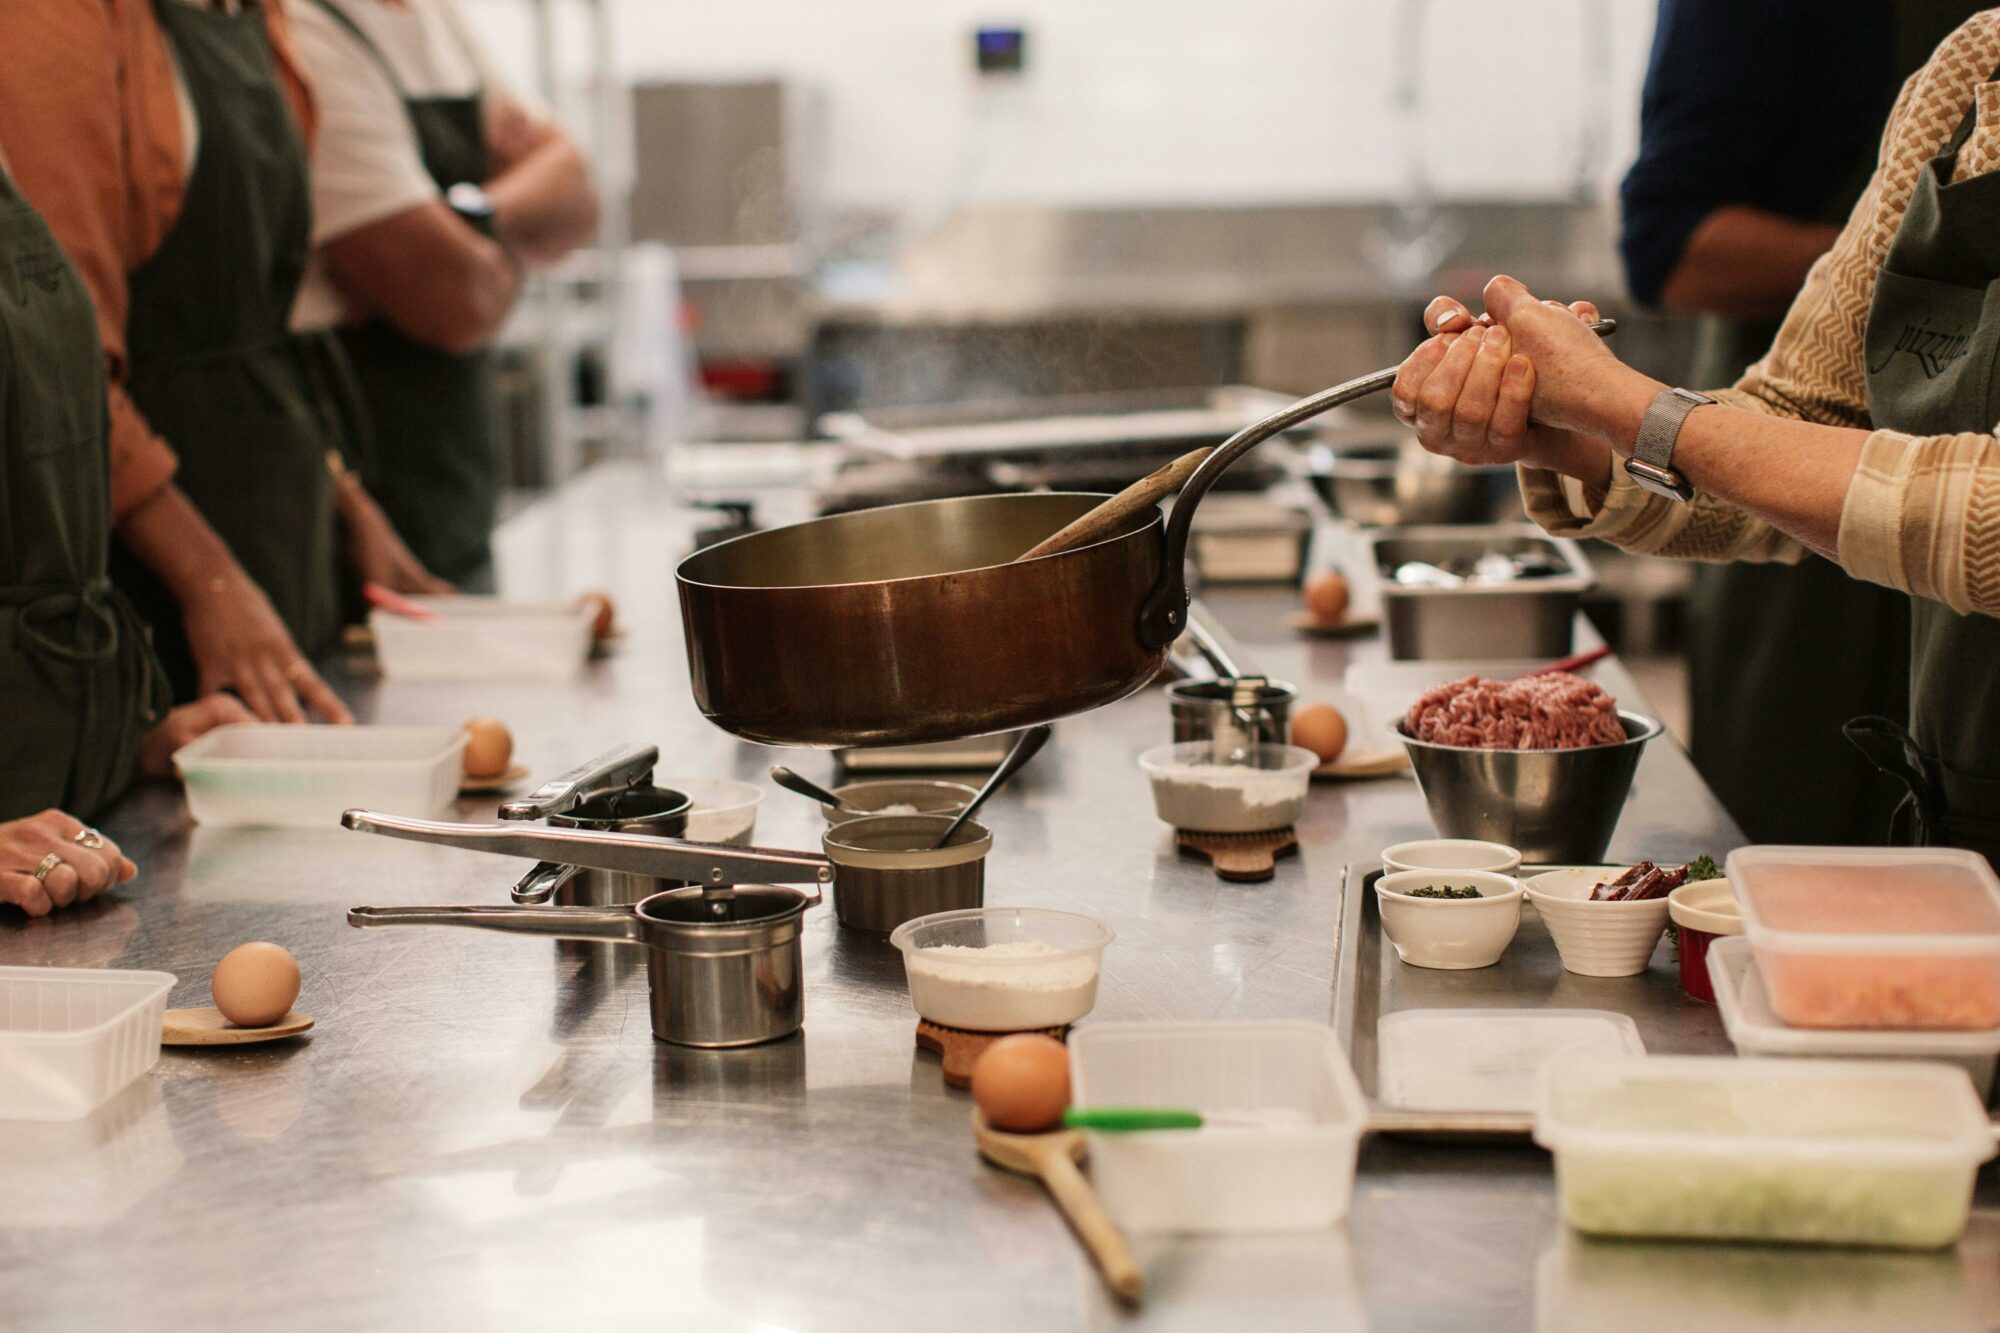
[1620,0,1899,306]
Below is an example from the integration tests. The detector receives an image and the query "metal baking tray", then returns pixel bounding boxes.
[1331,864,1733,1138]
[819,385,1308,464]
[1367,524,1594,661]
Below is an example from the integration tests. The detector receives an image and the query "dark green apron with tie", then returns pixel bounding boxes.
[1849,61,2000,861]
[0,168,170,821]
[310,0,499,583]
[1678,2,1976,844]
[110,0,356,700]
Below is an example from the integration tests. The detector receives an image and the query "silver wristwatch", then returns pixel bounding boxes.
[1626,387,1713,502]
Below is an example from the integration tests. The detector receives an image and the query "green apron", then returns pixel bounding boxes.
[1848,60,2000,861]
[1679,2,1974,845]
[0,167,170,821]
[310,0,500,583]
[109,0,354,700]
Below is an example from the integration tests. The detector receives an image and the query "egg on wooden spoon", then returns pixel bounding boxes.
[971,1033,1071,1133]
[211,942,301,1029]
[1291,702,1349,764]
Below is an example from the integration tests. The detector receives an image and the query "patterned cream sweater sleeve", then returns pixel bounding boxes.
[1519,12,2000,617]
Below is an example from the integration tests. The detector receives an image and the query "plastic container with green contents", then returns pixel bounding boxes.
[1535,1056,1995,1249]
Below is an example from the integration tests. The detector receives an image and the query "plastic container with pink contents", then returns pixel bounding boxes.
[1727,846,2000,1031]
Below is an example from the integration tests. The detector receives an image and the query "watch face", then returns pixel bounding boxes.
[1624,457,1696,502]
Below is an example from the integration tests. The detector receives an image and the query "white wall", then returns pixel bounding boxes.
[472,0,1656,212]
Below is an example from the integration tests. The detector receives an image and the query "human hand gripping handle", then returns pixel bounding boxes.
[1391,275,1648,482]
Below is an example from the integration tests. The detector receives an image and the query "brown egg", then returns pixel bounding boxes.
[1291,702,1349,764]
[971,1033,1071,1133]
[1303,570,1351,623]
[462,717,513,778]
[211,942,300,1029]
[577,590,617,643]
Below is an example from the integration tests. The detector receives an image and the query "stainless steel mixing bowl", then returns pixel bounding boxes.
[1305,441,1519,527]
[1396,711,1662,863]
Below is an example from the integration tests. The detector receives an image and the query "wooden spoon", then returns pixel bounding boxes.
[162,1007,315,1046]
[973,1113,1143,1306]
[1016,447,1212,562]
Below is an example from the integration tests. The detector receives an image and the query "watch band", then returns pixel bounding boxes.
[1626,387,1714,502]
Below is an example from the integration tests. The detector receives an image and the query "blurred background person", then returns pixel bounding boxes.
[1617,0,1978,843]
[0,0,443,725]
[291,0,598,584]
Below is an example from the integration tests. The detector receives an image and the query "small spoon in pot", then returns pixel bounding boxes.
[932,724,1053,848]
[769,766,852,813]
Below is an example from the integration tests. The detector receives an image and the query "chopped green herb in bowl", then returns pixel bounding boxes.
[1405,884,1483,900]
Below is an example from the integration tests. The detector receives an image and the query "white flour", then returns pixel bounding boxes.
[905,940,1101,1031]
[1150,763,1305,833]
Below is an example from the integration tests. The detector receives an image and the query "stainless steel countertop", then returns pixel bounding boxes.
[3,459,1994,1331]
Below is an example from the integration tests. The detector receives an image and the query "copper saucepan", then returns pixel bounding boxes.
[674,334,1610,749]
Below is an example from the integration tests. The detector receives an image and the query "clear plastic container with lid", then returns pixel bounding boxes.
[1535,1055,1995,1249]
[1707,936,2000,1096]
[1726,846,2000,1031]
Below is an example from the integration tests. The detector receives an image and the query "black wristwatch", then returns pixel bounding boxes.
[445,181,498,237]
[1625,386,1713,502]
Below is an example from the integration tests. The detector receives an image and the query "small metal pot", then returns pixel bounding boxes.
[821,814,990,933]
[514,786,693,906]
[349,884,816,1048]
[1169,678,1297,752]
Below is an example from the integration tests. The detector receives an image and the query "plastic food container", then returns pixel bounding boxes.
[1727,846,2000,1030]
[1377,1009,1643,1114]
[1380,838,1521,877]
[1137,742,1316,833]
[1536,1055,1995,1249]
[1708,937,2000,1099]
[371,596,596,680]
[175,724,466,828]
[659,777,764,845]
[1068,1020,1367,1234]
[0,967,175,1121]
[1667,877,1741,1003]
[1522,867,1671,978]
[822,778,978,826]
[888,907,1112,1031]
[1373,870,1523,970]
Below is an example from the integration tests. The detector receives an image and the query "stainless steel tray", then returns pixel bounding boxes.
[1367,524,1595,661]
[1331,863,1734,1138]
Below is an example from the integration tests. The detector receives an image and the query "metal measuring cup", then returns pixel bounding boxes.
[350,884,817,1047]
[1169,678,1297,755]
[821,813,991,932]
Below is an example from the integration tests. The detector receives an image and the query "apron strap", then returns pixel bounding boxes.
[1937,62,2000,183]
[1,578,122,667]
[1843,715,1939,845]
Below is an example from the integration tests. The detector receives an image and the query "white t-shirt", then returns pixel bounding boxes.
[289,0,525,329]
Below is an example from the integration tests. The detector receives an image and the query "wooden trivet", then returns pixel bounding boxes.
[916,1020,1070,1088]
[1176,827,1298,882]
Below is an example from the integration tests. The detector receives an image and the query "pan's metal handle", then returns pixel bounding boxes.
[511,861,580,905]
[1183,600,1257,680]
[498,743,660,821]
[341,809,834,887]
[347,903,643,944]
[1136,319,1616,649]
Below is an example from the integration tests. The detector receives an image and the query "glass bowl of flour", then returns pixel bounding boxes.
[890,908,1114,1031]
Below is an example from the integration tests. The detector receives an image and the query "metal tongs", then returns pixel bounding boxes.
[339,810,832,889]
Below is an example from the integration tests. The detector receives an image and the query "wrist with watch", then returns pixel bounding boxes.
[446,181,500,239]
[1624,386,1714,502]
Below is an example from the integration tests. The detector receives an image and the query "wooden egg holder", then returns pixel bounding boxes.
[916,1020,1072,1088]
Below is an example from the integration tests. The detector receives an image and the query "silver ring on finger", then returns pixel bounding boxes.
[31,852,63,883]
[72,827,105,850]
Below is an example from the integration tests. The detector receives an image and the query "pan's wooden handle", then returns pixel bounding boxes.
[1016,448,1213,562]
[1038,1147,1144,1305]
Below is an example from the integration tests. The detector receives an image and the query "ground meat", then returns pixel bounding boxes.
[1404,672,1627,750]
